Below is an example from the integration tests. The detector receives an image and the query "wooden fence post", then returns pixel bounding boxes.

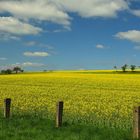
[133,106,140,139]
[4,98,11,118]
[56,101,64,127]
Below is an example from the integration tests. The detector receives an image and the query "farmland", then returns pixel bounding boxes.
[0,71,140,140]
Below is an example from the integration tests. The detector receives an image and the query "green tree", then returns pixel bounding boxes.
[20,69,24,73]
[121,64,128,72]
[13,66,21,74]
[5,69,12,74]
[130,65,136,72]
[1,70,6,74]
[114,66,117,72]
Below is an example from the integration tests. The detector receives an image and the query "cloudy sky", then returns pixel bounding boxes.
[0,0,140,70]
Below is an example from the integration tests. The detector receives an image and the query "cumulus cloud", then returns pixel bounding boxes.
[96,44,106,49]
[131,10,140,17]
[134,46,140,50]
[25,41,51,48]
[25,41,54,50]
[22,62,45,67]
[0,0,129,26]
[25,41,37,46]
[23,52,50,57]
[0,17,42,35]
[0,33,20,41]
[0,57,7,60]
[0,62,45,70]
[24,41,56,54]
[54,0,128,18]
[115,30,140,43]
[0,0,70,26]
[0,0,130,41]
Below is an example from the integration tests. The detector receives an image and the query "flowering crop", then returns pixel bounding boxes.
[0,71,140,129]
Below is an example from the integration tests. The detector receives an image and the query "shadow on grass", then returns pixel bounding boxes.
[0,115,134,140]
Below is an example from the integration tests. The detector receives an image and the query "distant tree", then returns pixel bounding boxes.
[130,65,136,72]
[13,66,22,74]
[121,64,128,72]
[114,66,117,72]
[5,69,12,74]
[1,70,6,74]
[20,69,24,73]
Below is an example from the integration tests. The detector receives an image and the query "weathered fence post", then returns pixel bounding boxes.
[4,98,11,118]
[133,106,140,139]
[56,101,64,127]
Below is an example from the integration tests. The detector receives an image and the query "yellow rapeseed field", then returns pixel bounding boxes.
[0,71,140,129]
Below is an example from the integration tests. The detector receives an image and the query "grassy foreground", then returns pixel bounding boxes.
[0,70,140,139]
[0,115,132,140]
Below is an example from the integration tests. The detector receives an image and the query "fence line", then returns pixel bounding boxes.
[133,106,140,139]
[4,98,11,118]
[56,101,64,128]
[2,98,140,138]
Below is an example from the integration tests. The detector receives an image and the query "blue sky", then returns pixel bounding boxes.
[0,0,140,71]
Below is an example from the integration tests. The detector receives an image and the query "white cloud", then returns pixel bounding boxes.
[0,33,20,41]
[0,0,130,41]
[54,0,128,18]
[22,62,45,67]
[53,29,66,33]
[0,17,42,35]
[0,57,7,60]
[25,41,37,46]
[25,41,54,50]
[7,36,20,40]
[24,52,50,57]
[134,46,140,50]
[0,62,45,70]
[0,0,70,26]
[0,0,129,28]
[115,30,140,43]
[96,44,105,49]
[131,9,140,17]
[39,44,54,49]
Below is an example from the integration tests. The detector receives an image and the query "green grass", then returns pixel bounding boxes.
[0,115,133,140]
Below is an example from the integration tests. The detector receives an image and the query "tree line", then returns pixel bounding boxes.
[114,64,139,72]
[0,66,24,74]
[0,65,139,74]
